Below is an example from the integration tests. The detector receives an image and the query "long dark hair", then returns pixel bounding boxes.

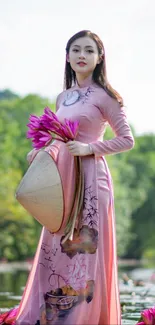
[64,30,123,107]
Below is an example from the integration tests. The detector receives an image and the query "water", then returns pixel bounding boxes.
[0,270,28,311]
[119,265,155,324]
[1,263,155,324]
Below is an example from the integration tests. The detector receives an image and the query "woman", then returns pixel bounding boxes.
[1,30,134,325]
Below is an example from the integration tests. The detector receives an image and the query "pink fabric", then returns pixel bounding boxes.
[1,83,134,325]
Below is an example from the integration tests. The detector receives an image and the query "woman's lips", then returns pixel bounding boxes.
[77,62,87,67]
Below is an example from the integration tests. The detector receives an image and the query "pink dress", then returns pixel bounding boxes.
[0,80,134,325]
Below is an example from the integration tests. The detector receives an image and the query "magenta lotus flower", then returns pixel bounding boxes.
[41,107,61,131]
[63,118,79,139]
[142,308,155,325]
[44,106,60,122]
[27,114,46,139]
[0,307,18,324]
[26,106,79,149]
[137,307,155,325]
[27,115,41,128]
[31,131,53,149]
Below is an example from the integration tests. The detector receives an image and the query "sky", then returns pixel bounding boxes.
[0,0,155,135]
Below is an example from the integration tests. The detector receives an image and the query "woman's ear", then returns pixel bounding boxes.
[97,55,103,64]
[66,54,70,62]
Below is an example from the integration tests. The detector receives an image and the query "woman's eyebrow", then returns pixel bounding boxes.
[72,45,80,48]
[85,45,94,49]
[72,45,94,49]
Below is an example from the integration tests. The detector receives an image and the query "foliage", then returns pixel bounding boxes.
[0,89,19,101]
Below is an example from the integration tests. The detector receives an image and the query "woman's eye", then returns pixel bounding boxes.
[72,49,94,53]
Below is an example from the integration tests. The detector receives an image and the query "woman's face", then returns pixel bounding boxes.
[68,36,100,77]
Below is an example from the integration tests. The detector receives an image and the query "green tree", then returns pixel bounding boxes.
[0,91,55,260]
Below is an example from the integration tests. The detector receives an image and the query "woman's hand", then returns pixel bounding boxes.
[27,149,40,164]
[66,141,93,156]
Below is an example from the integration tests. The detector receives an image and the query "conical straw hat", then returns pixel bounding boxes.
[15,151,64,233]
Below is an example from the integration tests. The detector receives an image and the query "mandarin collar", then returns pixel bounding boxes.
[75,75,95,89]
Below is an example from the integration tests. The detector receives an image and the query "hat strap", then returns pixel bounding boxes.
[61,156,84,244]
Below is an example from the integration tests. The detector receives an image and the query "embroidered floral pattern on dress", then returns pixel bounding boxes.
[60,225,98,258]
[63,87,94,106]
[41,278,95,325]
[63,90,81,106]
[83,185,99,228]
[39,256,95,324]
[60,183,99,258]
[81,87,94,104]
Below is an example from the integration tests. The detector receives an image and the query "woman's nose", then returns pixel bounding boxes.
[79,51,86,59]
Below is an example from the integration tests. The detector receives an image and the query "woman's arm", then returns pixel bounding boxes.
[90,93,135,157]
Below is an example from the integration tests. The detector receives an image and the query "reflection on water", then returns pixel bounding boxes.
[1,264,155,323]
[0,270,28,310]
[0,271,28,295]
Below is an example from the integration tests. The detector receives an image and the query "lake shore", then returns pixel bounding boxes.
[0,258,148,273]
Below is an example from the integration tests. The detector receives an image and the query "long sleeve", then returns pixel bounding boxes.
[56,92,64,112]
[90,92,135,157]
